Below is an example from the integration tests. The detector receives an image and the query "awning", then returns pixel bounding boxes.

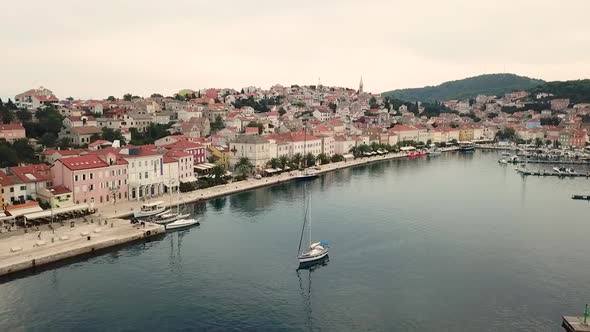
[264,168,277,173]
[343,154,354,159]
[6,206,43,217]
[180,176,198,183]
[24,203,90,220]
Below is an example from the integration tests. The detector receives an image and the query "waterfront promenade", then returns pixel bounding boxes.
[98,151,414,219]
[0,218,163,277]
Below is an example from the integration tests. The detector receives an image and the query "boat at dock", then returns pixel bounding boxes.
[571,194,590,200]
[458,141,475,152]
[165,218,200,231]
[134,201,166,218]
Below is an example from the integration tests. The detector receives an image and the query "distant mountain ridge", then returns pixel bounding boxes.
[382,74,545,102]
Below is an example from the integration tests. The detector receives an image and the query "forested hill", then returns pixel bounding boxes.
[382,74,544,102]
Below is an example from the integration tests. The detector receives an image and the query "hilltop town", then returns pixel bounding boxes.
[0,79,588,213]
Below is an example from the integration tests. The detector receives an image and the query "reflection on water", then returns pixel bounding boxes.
[297,255,330,332]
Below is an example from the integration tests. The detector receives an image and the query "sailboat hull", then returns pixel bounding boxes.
[295,174,318,181]
[298,248,329,263]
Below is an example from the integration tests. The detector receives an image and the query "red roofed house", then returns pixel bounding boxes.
[15,87,58,110]
[59,126,102,145]
[39,149,86,164]
[51,154,129,207]
[6,164,52,201]
[163,140,206,164]
[0,123,26,141]
[245,126,259,135]
[37,185,74,208]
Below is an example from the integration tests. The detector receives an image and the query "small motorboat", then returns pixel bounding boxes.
[165,218,200,231]
[498,159,508,164]
[553,167,562,173]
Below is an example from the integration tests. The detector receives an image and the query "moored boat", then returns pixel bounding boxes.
[134,201,166,218]
[297,186,329,265]
[165,218,200,231]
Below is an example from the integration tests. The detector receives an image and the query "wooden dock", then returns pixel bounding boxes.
[516,169,590,178]
[563,316,590,331]
[514,160,590,165]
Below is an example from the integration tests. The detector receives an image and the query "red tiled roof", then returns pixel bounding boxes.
[163,140,204,150]
[0,170,17,186]
[0,123,25,131]
[46,185,72,196]
[58,155,109,171]
[9,164,50,183]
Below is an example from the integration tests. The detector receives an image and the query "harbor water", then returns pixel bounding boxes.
[1,151,590,331]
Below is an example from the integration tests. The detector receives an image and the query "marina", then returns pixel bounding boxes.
[1,151,589,331]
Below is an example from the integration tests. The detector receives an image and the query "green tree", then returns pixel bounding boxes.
[235,157,254,177]
[123,93,132,101]
[304,152,316,167]
[211,114,225,133]
[40,132,57,147]
[291,153,303,169]
[150,93,163,98]
[16,109,32,123]
[0,143,19,167]
[278,107,286,116]
[107,96,116,101]
[267,157,280,169]
[1,107,14,124]
[5,99,18,110]
[331,154,344,163]
[278,155,289,169]
[316,153,330,165]
[211,164,226,184]
[12,139,36,163]
[101,127,126,144]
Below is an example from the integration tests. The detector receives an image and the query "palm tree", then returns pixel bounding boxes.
[316,153,330,165]
[370,142,380,152]
[292,153,303,169]
[268,157,280,169]
[211,164,225,184]
[349,146,359,158]
[279,155,289,169]
[305,152,316,167]
[235,157,254,178]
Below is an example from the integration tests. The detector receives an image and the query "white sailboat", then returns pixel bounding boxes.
[151,184,189,224]
[165,217,200,230]
[297,187,329,264]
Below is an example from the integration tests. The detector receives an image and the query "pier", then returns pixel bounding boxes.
[516,169,590,178]
[0,218,164,277]
[513,160,590,165]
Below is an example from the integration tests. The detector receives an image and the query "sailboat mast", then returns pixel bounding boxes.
[309,190,312,247]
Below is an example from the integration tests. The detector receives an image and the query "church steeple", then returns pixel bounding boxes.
[359,76,364,94]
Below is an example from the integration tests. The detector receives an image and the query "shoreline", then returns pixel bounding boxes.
[99,149,458,219]
[0,218,164,277]
[0,148,458,278]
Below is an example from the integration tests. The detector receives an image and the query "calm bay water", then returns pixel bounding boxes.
[2,151,590,331]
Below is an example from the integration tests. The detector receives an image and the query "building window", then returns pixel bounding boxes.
[10,188,14,193]
[90,173,93,180]
[145,172,148,179]
[20,185,26,190]
[75,175,79,181]
[82,174,86,181]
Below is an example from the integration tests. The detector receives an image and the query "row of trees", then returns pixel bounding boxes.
[233,95,282,112]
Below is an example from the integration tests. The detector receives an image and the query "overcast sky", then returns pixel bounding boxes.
[2,0,589,100]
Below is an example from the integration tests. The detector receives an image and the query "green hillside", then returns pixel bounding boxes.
[382,74,544,102]
[529,80,590,103]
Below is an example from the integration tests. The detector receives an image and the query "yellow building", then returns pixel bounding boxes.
[459,128,475,142]
[207,145,230,170]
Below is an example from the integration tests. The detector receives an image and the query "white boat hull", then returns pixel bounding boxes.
[298,249,329,263]
[165,218,199,231]
[134,206,166,218]
[153,213,190,225]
